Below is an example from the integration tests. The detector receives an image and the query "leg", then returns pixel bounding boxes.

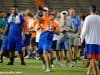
[7,51,15,65]
[98,61,100,70]
[43,50,51,72]
[87,59,97,75]
[60,50,64,65]
[0,37,9,63]
[7,37,15,65]
[67,49,73,67]
[0,51,4,63]
[16,37,25,65]
[50,49,54,66]
[56,38,63,65]
[43,42,52,72]
[56,51,60,64]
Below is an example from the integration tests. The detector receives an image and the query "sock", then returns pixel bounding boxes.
[10,57,14,63]
[20,58,24,63]
[51,58,53,65]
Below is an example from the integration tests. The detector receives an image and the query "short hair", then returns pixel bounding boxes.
[89,5,96,12]
[12,5,18,8]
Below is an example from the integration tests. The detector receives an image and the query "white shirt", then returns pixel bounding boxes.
[80,14,100,44]
[36,31,41,42]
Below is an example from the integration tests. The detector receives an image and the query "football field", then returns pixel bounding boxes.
[0,59,100,75]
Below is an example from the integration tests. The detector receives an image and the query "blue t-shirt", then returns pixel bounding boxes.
[7,15,24,36]
[68,16,81,33]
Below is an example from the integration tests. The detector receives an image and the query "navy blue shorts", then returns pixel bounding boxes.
[31,38,36,46]
[22,34,31,47]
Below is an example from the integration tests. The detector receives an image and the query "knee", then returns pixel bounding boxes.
[90,59,96,65]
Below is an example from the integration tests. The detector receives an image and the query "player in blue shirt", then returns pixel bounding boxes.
[7,6,25,65]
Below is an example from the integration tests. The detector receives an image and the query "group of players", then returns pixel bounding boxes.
[0,5,100,75]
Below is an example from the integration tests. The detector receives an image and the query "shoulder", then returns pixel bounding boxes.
[74,16,80,20]
[85,15,99,22]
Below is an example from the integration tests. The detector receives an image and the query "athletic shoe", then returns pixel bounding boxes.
[69,63,74,67]
[51,64,54,68]
[21,62,26,65]
[45,68,51,72]
[7,62,14,65]
[24,56,30,59]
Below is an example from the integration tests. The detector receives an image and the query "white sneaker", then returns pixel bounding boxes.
[45,68,51,72]
[35,57,40,60]
[51,64,54,68]
[24,56,30,59]
[69,63,73,67]
[69,62,75,67]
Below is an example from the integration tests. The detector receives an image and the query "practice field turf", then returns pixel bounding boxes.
[0,59,100,75]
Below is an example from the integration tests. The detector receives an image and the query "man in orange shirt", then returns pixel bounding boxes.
[32,7,60,72]
[38,7,60,72]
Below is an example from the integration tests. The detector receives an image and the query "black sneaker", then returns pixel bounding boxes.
[21,62,26,65]
[7,62,14,65]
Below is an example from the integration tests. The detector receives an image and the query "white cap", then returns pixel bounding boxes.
[60,10,68,18]
[43,7,49,11]
[61,10,68,15]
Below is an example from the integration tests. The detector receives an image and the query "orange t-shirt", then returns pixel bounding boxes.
[31,20,43,38]
[42,15,51,25]
[50,20,60,31]
[31,16,60,38]
[41,15,60,32]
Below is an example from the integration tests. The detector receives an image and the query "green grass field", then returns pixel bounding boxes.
[0,59,100,75]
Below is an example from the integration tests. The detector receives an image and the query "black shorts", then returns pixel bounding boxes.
[51,40,57,51]
[31,38,36,46]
